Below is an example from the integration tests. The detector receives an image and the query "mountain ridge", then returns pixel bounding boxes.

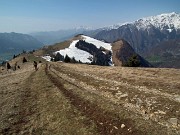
[39,35,151,67]
[0,32,43,63]
[91,12,180,68]
[102,12,180,31]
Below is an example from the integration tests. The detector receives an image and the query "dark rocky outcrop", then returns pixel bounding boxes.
[75,40,112,66]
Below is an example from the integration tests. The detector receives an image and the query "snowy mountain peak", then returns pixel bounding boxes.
[103,12,180,31]
[134,12,180,30]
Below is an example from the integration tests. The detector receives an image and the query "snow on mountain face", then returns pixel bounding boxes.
[104,12,180,31]
[55,35,112,63]
[135,12,180,30]
[82,35,112,50]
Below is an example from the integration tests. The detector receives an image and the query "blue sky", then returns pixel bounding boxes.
[0,0,179,33]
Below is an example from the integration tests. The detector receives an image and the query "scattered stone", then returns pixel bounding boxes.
[169,118,178,126]
[158,110,166,115]
[120,93,128,98]
[144,115,150,120]
[174,95,180,102]
[136,98,143,107]
[121,124,125,128]
[154,110,166,115]
[125,98,129,102]
[114,126,118,129]
[128,127,132,132]
[142,109,148,115]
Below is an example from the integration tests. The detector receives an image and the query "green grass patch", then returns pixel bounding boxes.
[146,55,163,62]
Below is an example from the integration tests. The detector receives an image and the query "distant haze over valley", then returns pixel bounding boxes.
[0,32,43,63]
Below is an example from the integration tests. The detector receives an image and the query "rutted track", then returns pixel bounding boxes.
[1,61,179,134]
[50,63,180,131]
[45,63,144,135]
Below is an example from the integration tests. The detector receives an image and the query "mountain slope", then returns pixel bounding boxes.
[0,32,43,63]
[55,35,113,65]
[91,12,180,68]
[145,39,180,68]
[93,12,180,53]
[112,39,151,67]
[39,35,151,67]
[1,57,180,134]
[0,32,43,51]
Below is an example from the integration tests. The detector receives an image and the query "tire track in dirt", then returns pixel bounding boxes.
[0,69,37,135]
[45,64,143,135]
[57,64,180,103]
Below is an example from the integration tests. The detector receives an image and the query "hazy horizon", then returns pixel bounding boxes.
[0,0,180,34]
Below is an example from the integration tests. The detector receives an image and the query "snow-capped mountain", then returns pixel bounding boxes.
[134,12,180,31]
[90,12,180,68]
[103,12,180,31]
[93,12,180,54]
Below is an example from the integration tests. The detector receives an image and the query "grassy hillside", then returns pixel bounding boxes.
[0,57,180,134]
[145,39,180,68]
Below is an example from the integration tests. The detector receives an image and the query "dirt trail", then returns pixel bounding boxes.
[0,63,34,134]
[0,62,180,135]
[0,63,96,135]
[46,64,144,135]
[48,62,180,134]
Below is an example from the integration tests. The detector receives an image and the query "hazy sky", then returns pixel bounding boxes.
[0,0,179,33]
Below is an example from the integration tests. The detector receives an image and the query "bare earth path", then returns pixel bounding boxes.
[0,62,180,135]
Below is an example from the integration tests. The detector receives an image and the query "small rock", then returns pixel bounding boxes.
[114,126,118,129]
[121,124,125,128]
[158,110,166,115]
[128,127,132,132]
[169,118,178,126]
[136,98,143,107]
[120,94,128,98]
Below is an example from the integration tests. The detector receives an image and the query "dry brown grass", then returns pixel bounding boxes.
[49,62,180,134]
[0,61,180,135]
[0,63,97,135]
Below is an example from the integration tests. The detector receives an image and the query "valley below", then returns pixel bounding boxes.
[0,59,180,135]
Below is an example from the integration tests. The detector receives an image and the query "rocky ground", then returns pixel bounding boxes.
[0,58,180,135]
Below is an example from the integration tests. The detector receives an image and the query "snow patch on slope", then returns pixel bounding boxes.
[55,35,112,64]
[56,40,93,63]
[82,35,112,50]
[42,55,51,62]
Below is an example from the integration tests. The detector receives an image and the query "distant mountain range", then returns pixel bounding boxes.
[1,12,179,68]
[30,12,180,68]
[93,12,180,54]
[92,12,180,68]
[30,27,96,45]
[0,32,43,63]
